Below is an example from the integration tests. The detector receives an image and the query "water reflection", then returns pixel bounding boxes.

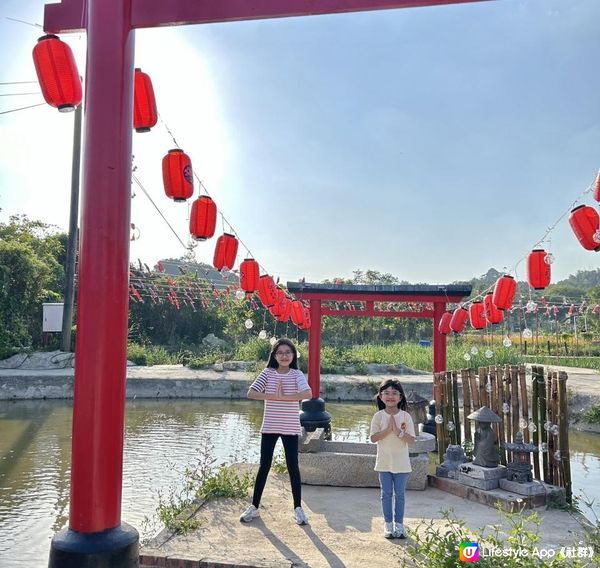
[0,399,598,568]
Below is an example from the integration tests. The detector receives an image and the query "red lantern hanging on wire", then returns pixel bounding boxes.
[527,249,551,290]
[162,149,194,202]
[438,312,452,335]
[492,275,517,310]
[276,298,292,323]
[568,205,600,251]
[133,68,158,132]
[300,307,311,330]
[239,259,260,293]
[450,307,469,334]
[258,275,278,307]
[32,34,82,112]
[469,301,487,330]
[484,293,504,324]
[290,300,305,326]
[189,196,217,241]
[213,233,238,271]
[269,289,286,317]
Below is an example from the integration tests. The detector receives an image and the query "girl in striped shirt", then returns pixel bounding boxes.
[240,338,313,525]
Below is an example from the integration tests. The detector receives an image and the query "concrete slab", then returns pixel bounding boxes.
[140,466,590,568]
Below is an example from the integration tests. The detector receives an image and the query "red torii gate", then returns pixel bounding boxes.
[42,1,493,566]
[287,282,472,429]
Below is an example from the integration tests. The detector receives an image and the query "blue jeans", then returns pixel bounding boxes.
[378,472,409,523]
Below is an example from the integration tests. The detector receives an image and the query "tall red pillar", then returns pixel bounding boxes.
[433,301,447,373]
[49,0,139,566]
[307,299,322,398]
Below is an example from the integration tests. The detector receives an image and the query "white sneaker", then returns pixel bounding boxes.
[394,522,406,539]
[384,521,394,538]
[240,504,260,523]
[294,506,308,525]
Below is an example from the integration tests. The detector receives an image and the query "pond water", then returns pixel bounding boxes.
[1,399,598,568]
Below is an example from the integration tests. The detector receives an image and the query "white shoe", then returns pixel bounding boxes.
[240,504,260,523]
[394,522,406,539]
[384,521,394,538]
[294,506,308,525]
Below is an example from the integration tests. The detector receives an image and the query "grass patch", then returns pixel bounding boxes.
[582,403,600,425]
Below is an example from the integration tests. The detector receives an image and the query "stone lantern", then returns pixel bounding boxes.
[503,430,538,483]
[405,390,429,426]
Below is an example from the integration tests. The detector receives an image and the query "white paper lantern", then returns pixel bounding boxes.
[470,346,479,355]
[522,328,533,340]
[269,336,277,346]
[235,289,245,300]
[485,349,493,359]
[258,330,267,339]
[244,319,254,329]
[502,337,512,347]
[463,353,471,362]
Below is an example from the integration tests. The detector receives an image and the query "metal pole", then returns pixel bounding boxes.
[61,102,82,352]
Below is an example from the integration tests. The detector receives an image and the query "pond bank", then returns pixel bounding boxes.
[1,363,599,432]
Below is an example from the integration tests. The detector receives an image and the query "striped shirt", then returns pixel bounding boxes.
[250,368,310,435]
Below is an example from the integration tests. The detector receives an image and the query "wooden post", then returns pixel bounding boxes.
[551,372,561,485]
[470,368,480,410]
[557,371,572,503]
[531,366,541,480]
[478,366,487,408]
[461,369,472,442]
[444,372,453,445]
[494,366,506,466]
[452,370,461,446]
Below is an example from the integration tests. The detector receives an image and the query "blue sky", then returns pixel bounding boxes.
[1,0,599,285]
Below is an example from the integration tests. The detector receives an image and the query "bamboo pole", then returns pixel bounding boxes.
[494,366,506,466]
[531,366,541,481]
[445,372,454,445]
[470,368,480,410]
[462,369,472,442]
[510,365,520,441]
[557,371,572,503]
[504,364,512,446]
[519,365,530,444]
[433,372,445,461]
[538,367,549,483]
[551,372,561,486]
[546,370,556,484]
[452,370,461,446]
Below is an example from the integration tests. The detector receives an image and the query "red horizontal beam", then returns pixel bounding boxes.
[45,0,494,33]
[294,292,463,302]
[321,308,434,318]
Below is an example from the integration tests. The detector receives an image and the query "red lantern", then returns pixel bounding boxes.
[258,275,277,307]
[569,205,600,251]
[240,259,260,293]
[300,307,311,330]
[162,149,193,202]
[290,300,305,326]
[213,233,238,271]
[484,293,504,325]
[450,307,469,334]
[493,275,517,310]
[527,249,551,290]
[438,312,452,335]
[133,68,157,132]
[276,298,292,323]
[32,35,82,112]
[468,301,487,330]
[269,289,286,317]
[593,172,600,203]
[189,196,216,241]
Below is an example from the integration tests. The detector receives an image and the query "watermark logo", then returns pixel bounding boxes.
[459,541,479,562]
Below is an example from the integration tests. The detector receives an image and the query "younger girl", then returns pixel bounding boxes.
[370,379,416,539]
[240,338,313,525]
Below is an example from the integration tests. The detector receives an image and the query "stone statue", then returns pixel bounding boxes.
[436,444,467,478]
[467,406,502,468]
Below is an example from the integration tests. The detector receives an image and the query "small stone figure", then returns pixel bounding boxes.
[467,406,502,468]
[436,444,467,478]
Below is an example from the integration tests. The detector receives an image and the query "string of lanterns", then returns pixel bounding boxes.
[31,33,311,335]
[30,33,599,342]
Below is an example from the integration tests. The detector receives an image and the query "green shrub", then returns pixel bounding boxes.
[582,403,600,425]
[127,342,178,365]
